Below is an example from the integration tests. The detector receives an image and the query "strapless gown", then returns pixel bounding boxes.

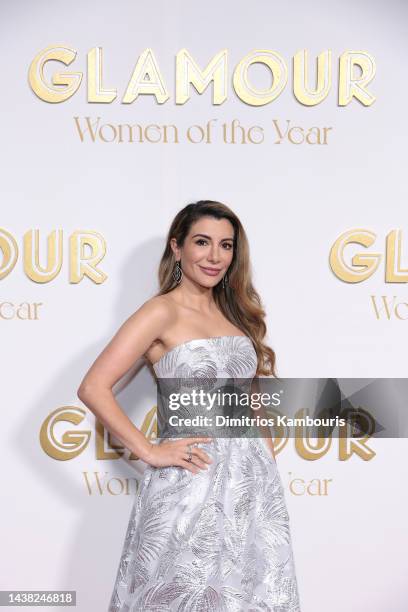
[108,335,301,611]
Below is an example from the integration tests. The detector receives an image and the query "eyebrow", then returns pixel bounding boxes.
[192,233,234,241]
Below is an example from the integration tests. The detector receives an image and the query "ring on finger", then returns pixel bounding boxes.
[186,443,192,462]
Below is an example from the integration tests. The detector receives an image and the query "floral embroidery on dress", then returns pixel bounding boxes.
[109,336,301,611]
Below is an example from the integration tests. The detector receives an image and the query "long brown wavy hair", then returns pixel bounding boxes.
[155,200,277,377]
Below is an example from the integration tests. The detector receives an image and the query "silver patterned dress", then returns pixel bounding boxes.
[108,335,301,611]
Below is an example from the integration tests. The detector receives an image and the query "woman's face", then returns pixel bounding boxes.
[172,216,235,288]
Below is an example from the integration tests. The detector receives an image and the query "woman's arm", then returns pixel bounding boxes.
[77,298,170,461]
[77,297,213,472]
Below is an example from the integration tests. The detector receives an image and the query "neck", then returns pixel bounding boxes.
[171,281,217,313]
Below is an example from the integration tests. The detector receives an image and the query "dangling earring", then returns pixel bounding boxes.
[173,260,183,284]
[222,273,228,289]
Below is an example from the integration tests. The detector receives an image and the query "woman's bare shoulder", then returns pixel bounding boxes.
[127,294,177,332]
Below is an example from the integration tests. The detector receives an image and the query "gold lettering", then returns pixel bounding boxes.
[339,51,376,106]
[233,50,287,106]
[293,49,332,105]
[24,229,63,283]
[123,48,169,104]
[69,230,108,284]
[88,47,117,103]
[385,230,408,282]
[329,229,381,283]
[0,228,18,279]
[28,45,82,103]
[176,48,227,104]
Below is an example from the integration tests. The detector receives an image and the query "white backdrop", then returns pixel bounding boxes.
[2,1,408,610]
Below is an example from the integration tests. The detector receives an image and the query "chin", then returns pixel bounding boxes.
[197,276,220,288]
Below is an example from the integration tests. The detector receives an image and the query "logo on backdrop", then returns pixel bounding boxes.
[40,405,157,461]
[0,228,107,319]
[39,403,376,463]
[28,46,376,107]
[40,375,408,497]
[40,377,408,462]
[329,228,408,320]
[27,47,376,146]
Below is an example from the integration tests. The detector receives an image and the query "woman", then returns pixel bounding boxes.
[77,200,301,611]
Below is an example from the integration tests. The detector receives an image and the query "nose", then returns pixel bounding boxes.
[207,245,221,263]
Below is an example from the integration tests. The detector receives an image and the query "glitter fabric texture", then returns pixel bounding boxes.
[108,336,301,611]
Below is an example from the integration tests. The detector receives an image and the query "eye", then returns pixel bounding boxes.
[195,239,208,246]
[223,242,233,250]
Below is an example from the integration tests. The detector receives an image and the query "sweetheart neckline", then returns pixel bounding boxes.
[151,335,251,369]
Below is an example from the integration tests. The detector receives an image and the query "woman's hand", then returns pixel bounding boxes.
[145,437,214,474]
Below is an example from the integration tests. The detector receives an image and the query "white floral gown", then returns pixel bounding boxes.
[108,335,301,611]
